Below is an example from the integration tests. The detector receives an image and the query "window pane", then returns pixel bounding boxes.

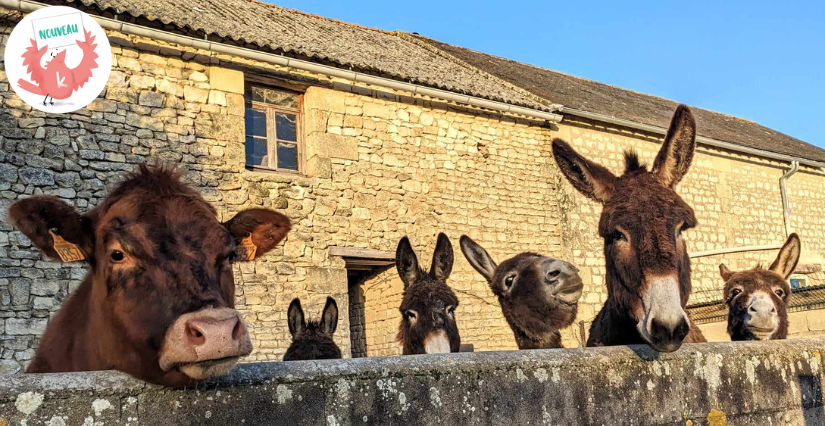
[245,136,269,167]
[250,86,299,108]
[245,109,267,137]
[276,113,297,142]
[277,142,298,171]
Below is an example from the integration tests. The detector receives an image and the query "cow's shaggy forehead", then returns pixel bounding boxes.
[91,166,232,257]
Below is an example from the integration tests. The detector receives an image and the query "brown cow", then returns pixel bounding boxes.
[8,165,290,387]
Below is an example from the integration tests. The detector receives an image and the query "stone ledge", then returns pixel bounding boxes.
[2,338,825,425]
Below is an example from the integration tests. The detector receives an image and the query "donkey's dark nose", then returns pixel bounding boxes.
[649,316,689,352]
[544,259,584,304]
[543,259,579,282]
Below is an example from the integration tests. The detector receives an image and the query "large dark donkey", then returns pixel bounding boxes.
[552,105,706,352]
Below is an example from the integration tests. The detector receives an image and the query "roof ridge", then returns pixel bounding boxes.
[398,32,555,110]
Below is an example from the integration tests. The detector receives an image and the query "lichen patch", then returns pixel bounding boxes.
[15,392,44,416]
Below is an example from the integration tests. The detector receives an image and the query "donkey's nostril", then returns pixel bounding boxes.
[546,269,561,281]
[749,305,758,313]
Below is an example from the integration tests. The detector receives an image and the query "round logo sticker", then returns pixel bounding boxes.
[4,6,112,113]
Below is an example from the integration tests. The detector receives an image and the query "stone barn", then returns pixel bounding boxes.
[1,0,824,372]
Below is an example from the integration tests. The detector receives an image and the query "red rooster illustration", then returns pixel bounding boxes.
[17,29,99,106]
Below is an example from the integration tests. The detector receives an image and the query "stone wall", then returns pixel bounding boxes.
[2,338,825,425]
[2,17,825,372]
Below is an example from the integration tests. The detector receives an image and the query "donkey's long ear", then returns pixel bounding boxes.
[719,264,735,282]
[287,298,305,337]
[8,196,94,262]
[652,104,696,188]
[769,233,801,279]
[320,297,339,336]
[459,235,497,283]
[430,233,454,281]
[552,139,617,203]
[396,236,420,290]
[224,208,291,260]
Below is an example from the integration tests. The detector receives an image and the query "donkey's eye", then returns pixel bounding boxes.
[446,305,456,316]
[504,275,515,289]
[730,288,742,298]
[405,311,417,321]
[109,250,125,262]
[774,289,785,298]
[611,230,628,243]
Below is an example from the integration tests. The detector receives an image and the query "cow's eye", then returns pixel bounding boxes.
[109,250,125,263]
[774,289,785,298]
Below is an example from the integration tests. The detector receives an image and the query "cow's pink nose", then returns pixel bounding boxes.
[159,308,253,374]
[184,315,246,348]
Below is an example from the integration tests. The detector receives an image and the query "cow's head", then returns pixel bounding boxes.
[9,165,290,386]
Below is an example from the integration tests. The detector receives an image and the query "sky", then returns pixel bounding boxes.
[271,0,825,148]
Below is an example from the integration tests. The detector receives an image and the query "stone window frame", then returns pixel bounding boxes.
[244,82,305,175]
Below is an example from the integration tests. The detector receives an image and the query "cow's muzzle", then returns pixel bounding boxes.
[159,308,252,380]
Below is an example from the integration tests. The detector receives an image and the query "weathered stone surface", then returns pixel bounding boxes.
[2,340,825,425]
[208,66,244,94]
[4,318,47,335]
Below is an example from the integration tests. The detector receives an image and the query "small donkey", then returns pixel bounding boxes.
[460,236,583,349]
[283,297,342,361]
[721,233,800,341]
[396,233,461,354]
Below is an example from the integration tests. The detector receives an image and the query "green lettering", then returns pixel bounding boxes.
[38,29,46,39]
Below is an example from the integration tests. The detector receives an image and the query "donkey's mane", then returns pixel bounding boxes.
[623,150,647,174]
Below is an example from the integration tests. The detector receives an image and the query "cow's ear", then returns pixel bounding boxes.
[287,299,305,337]
[223,208,291,261]
[8,196,94,262]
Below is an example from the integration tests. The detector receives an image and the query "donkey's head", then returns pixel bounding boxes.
[553,105,698,352]
[396,233,461,355]
[283,297,342,361]
[460,235,583,348]
[721,234,799,341]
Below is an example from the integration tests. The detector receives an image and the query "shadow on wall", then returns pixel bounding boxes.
[800,374,825,424]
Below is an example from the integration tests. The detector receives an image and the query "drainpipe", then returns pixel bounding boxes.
[780,161,800,236]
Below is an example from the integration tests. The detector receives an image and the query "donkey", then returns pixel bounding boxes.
[8,165,290,387]
[396,233,461,354]
[721,233,800,341]
[283,297,342,361]
[460,235,583,349]
[552,104,706,352]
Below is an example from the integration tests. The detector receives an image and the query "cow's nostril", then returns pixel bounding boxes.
[232,318,244,340]
[749,305,757,313]
[186,322,206,346]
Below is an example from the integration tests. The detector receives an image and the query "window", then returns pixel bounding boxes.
[245,85,303,173]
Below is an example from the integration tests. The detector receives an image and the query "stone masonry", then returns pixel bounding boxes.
[1,20,825,372]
